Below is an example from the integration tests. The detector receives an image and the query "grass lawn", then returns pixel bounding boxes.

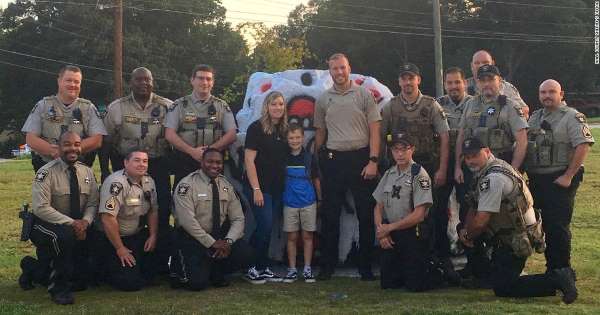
[1,131,600,314]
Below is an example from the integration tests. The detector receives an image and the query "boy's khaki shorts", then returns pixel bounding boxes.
[283,203,317,232]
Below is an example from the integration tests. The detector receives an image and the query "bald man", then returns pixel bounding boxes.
[466,50,528,116]
[525,79,594,278]
[103,67,173,273]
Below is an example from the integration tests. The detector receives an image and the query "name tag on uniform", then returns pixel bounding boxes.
[184,113,197,123]
[198,193,207,197]
[125,197,142,206]
[470,112,481,118]
[124,116,141,124]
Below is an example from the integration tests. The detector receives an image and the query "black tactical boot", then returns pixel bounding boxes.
[552,267,578,304]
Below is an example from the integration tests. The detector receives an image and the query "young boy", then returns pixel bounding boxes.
[282,124,321,283]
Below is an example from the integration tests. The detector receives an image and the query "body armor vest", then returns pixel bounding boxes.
[176,95,226,147]
[463,95,513,155]
[117,95,169,158]
[388,95,439,164]
[472,158,544,257]
[526,108,573,171]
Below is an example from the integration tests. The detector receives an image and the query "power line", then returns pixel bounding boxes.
[0,59,110,85]
[482,0,589,10]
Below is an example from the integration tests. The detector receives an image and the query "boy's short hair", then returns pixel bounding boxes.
[287,123,304,135]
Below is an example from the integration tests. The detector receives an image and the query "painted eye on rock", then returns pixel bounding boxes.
[301,72,313,86]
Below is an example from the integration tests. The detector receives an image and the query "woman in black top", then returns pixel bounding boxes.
[243,90,288,283]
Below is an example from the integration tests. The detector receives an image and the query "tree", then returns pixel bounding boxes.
[0,0,249,134]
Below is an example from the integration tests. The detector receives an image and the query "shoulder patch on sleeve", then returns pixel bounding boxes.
[177,183,190,196]
[105,196,118,211]
[168,101,179,112]
[582,125,593,139]
[575,113,587,123]
[418,177,431,190]
[109,182,123,196]
[479,178,490,192]
[35,169,49,182]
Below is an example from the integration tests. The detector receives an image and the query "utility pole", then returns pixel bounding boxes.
[433,0,443,97]
[113,0,123,98]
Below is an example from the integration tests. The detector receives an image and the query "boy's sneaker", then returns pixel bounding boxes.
[303,270,316,283]
[283,270,298,283]
[244,267,266,285]
[260,267,283,282]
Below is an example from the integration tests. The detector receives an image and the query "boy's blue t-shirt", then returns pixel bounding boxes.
[283,148,318,208]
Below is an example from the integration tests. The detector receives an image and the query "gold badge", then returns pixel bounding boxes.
[124,116,141,124]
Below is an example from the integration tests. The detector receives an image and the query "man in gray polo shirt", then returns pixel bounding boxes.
[314,53,381,281]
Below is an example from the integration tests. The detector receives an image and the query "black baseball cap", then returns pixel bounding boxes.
[462,137,488,155]
[388,133,414,147]
[477,64,500,79]
[399,63,420,76]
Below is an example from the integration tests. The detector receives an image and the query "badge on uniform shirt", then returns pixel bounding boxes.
[105,196,117,211]
[84,176,90,184]
[222,186,229,193]
[35,169,49,182]
[582,125,593,139]
[516,107,525,118]
[124,116,140,124]
[575,113,587,123]
[110,182,123,196]
[418,178,431,190]
[168,102,178,112]
[183,113,197,123]
[177,183,190,196]
[479,178,490,192]
[440,111,448,120]
[391,185,401,199]
[487,107,496,115]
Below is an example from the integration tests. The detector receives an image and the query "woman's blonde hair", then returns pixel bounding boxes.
[259,91,288,136]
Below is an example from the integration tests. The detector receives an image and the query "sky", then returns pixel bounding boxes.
[0,0,308,26]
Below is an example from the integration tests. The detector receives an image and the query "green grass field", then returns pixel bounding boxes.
[1,131,600,314]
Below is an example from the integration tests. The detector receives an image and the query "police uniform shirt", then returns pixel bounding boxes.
[165,94,236,135]
[31,159,99,225]
[381,92,450,135]
[98,170,158,237]
[173,170,244,248]
[22,96,107,160]
[458,95,528,134]
[528,102,595,174]
[531,102,595,148]
[438,94,473,130]
[104,93,173,157]
[476,157,536,221]
[372,161,433,223]
[314,82,382,151]
[466,77,527,109]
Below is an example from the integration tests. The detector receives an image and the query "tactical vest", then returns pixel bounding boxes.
[463,95,514,155]
[40,96,91,145]
[176,95,226,147]
[472,158,544,257]
[388,95,439,164]
[525,107,573,171]
[437,96,462,153]
[117,95,169,158]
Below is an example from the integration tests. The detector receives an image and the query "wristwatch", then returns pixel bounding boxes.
[369,156,379,163]
[225,238,234,245]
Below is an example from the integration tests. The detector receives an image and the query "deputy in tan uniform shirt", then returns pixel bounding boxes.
[313,53,381,281]
[373,133,446,291]
[526,79,594,276]
[22,65,107,171]
[19,131,98,305]
[170,148,254,290]
[97,149,159,291]
[165,64,237,185]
